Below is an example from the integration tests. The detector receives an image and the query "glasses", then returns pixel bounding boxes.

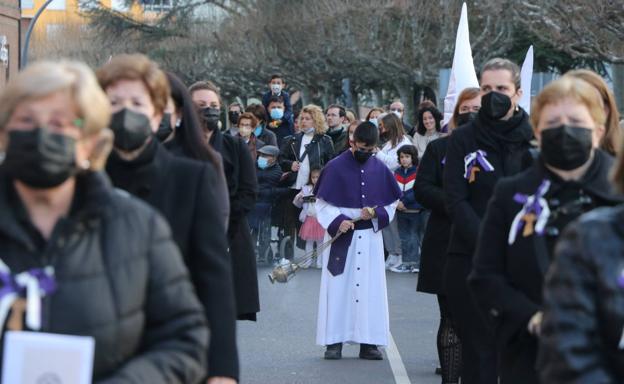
[390,108,403,113]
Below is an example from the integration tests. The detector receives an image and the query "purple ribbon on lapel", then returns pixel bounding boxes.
[463,150,494,180]
[0,263,57,334]
[508,180,551,245]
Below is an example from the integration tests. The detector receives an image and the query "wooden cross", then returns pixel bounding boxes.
[469,166,481,183]
[7,298,26,331]
[522,213,537,237]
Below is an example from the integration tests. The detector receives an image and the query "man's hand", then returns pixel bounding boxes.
[527,311,543,336]
[291,161,300,172]
[339,220,354,233]
[207,377,237,384]
[397,201,406,211]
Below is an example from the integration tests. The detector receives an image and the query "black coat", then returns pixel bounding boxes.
[279,132,335,182]
[538,205,624,383]
[468,151,622,384]
[443,112,534,258]
[0,171,208,383]
[414,136,451,294]
[256,162,285,204]
[210,129,260,320]
[327,127,348,155]
[257,126,278,148]
[106,140,239,380]
[164,134,230,229]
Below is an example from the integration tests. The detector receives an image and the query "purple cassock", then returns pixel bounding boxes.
[314,150,402,275]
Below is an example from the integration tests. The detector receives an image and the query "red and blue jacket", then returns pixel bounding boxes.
[394,165,423,210]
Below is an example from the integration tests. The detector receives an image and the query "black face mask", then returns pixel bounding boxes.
[456,111,479,127]
[228,111,240,125]
[481,91,512,120]
[155,113,173,142]
[201,107,221,132]
[110,108,152,151]
[541,125,593,171]
[3,128,76,189]
[353,149,373,164]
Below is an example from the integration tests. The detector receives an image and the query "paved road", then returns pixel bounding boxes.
[238,264,440,384]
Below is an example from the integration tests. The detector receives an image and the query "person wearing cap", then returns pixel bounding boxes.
[249,145,285,262]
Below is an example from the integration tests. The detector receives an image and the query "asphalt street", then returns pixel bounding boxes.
[238,263,440,384]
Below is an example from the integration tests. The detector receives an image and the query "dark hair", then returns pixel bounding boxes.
[166,72,219,167]
[188,80,222,106]
[417,105,443,136]
[326,104,346,118]
[268,95,285,105]
[270,74,284,82]
[396,144,418,166]
[380,113,406,148]
[308,166,322,185]
[237,112,258,128]
[245,103,267,124]
[228,102,243,111]
[365,107,384,121]
[481,58,521,91]
[353,121,379,147]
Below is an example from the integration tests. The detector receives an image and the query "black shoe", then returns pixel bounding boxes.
[359,344,383,360]
[324,343,342,360]
[435,366,442,375]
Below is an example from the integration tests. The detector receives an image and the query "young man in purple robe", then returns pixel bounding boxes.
[313,122,402,360]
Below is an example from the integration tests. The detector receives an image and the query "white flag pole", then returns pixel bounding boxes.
[519,45,534,115]
[442,2,479,126]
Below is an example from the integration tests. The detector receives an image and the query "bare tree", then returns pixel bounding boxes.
[513,0,624,63]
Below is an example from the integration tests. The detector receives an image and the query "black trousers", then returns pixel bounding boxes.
[444,255,497,384]
[500,330,539,384]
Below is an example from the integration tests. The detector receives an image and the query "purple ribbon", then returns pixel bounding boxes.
[508,180,551,244]
[0,268,57,299]
[464,150,494,180]
[617,269,624,289]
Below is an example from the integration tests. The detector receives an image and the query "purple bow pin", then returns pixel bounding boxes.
[464,150,494,182]
[0,261,57,335]
[508,180,551,245]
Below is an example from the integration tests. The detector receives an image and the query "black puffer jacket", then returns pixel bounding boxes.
[0,171,208,383]
[538,205,624,383]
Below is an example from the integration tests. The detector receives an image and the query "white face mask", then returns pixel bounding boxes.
[392,110,402,119]
[270,84,282,94]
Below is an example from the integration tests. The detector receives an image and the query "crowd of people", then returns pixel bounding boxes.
[0,51,623,384]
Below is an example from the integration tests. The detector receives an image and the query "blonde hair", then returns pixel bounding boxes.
[96,54,170,115]
[0,60,112,170]
[531,77,606,132]
[299,104,327,134]
[566,69,621,156]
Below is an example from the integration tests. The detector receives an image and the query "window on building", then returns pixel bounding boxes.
[20,0,34,9]
[141,0,173,12]
[47,0,66,10]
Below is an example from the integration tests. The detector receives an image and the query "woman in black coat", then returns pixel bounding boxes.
[414,87,481,384]
[443,58,534,384]
[469,77,623,383]
[0,60,207,383]
[189,81,260,321]
[279,105,334,250]
[98,55,239,383]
